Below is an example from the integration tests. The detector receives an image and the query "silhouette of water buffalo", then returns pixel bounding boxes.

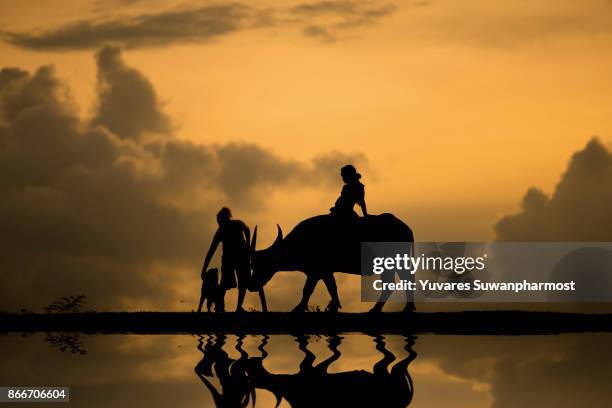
[250,213,414,312]
[195,334,416,408]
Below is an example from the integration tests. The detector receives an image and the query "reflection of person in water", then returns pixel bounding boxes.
[201,207,252,312]
[195,335,254,407]
[331,164,368,218]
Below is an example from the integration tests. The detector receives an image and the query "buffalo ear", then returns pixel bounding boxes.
[251,226,258,253]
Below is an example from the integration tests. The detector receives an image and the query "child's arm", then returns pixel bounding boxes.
[357,185,368,216]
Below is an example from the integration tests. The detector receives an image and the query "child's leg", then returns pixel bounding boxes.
[206,298,213,312]
[216,289,226,312]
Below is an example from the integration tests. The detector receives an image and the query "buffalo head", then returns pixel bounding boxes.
[250,224,283,290]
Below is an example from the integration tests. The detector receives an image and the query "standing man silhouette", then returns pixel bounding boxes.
[201,207,266,312]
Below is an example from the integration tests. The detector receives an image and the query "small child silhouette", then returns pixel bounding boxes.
[198,268,221,312]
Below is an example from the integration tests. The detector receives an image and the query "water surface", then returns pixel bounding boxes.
[1,332,611,407]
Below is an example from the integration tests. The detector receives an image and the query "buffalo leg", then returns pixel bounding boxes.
[398,269,416,313]
[297,335,315,371]
[373,335,395,376]
[316,335,342,372]
[197,292,205,313]
[292,274,318,312]
[368,269,394,313]
[322,272,341,312]
[403,242,416,313]
[236,287,246,312]
[259,287,268,312]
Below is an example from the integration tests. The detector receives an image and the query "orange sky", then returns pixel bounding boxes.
[2,0,612,314]
[2,6,612,406]
[2,0,612,242]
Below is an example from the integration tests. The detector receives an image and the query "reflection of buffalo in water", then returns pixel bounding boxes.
[195,334,416,408]
[250,213,415,312]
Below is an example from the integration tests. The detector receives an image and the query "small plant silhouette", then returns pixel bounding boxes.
[44,295,86,313]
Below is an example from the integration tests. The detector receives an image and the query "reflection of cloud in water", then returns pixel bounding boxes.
[414,334,612,408]
[0,333,611,407]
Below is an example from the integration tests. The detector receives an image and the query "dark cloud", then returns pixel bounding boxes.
[303,25,335,42]
[291,0,394,16]
[291,0,396,41]
[5,1,611,50]
[92,45,171,140]
[495,138,612,241]
[214,144,368,202]
[0,46,367,312]
[3,4,269,50]
[2,1,398,50]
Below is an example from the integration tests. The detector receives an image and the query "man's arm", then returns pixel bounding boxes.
[202,230,221,273]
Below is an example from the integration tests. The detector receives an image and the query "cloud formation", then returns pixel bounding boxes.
[0,45,366,311]
[92,45,171,140]
[495,138,612,241]
[2,1,397,50]
[290,1,396,42]
[5,1,612,50]
[4,4,268,50]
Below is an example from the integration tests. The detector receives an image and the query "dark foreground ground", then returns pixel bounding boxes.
[2,311,612,335]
